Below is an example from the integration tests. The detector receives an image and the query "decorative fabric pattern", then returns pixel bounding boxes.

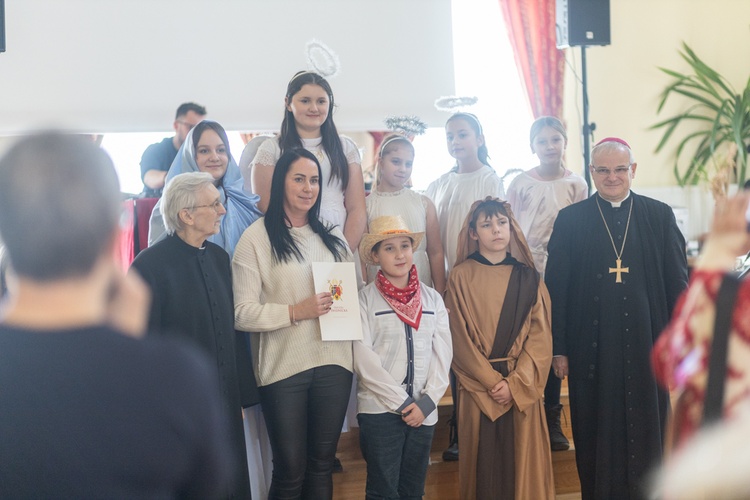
[375,265,422,329]
[653,270,750,446]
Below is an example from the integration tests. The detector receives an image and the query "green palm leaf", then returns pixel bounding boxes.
[653,42,750,186]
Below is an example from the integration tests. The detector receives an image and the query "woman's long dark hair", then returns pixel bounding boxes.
[279,71,350,189]
[264,148,347,263]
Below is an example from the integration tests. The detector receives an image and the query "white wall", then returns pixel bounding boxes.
[0,0,454,133]
[562,0,750,188]
[558,0,750,238]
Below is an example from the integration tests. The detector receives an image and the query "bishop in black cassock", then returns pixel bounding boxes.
[545,138,688,500]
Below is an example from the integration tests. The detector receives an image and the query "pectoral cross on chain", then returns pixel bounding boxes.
[609,258,629,283]
[596,197,634,285]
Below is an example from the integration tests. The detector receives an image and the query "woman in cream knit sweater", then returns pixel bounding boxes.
[233,148,352,500]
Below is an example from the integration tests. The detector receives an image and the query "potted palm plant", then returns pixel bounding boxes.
[651,42,750,189]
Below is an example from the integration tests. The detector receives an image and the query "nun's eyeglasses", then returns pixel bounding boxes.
[186,200,224,212]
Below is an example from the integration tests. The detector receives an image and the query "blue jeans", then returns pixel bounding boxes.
[358,412,435,500]
[259,365,352,500]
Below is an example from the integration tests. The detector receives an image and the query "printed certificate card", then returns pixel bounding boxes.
[312,261,363,341]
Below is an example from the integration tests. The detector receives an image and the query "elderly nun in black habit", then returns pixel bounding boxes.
[131,171,258,499]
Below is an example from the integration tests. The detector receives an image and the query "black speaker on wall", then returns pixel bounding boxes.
[0,0,5,53]
[556,0,610,48]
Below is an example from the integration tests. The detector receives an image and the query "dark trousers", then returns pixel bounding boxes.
[544,366,561,409]
[358,413,435,500]
[259,365,352,500]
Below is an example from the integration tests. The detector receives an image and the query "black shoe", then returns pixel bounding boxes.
[546,404,570,451]
[333,456,344,473]
[442,417,459,461]
[442,442,459,461]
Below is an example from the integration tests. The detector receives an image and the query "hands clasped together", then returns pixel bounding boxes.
[489,379,513,405]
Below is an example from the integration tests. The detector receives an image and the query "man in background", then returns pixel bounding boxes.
[0,132,234,498]
[140,102,206,197]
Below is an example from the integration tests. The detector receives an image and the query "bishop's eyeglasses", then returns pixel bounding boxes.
[592,165,632,177]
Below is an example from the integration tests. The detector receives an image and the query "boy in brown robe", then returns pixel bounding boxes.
[445,197,555,499]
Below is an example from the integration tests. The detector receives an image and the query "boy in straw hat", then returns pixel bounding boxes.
[354,215,452,499]
[445,197,554,499]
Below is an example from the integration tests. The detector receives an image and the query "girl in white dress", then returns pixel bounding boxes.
[251,71,366,253]
[425,113,505,276]
[506,116,588,277]
[251,71,367,464]
[364,135,446,294]
[505,115,588,453]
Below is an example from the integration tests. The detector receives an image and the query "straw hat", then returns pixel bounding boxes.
[359,215,425,265]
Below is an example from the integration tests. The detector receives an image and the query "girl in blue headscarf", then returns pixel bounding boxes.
[148,120,262,257]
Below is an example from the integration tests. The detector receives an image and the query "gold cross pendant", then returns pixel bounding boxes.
[609,259,629,283]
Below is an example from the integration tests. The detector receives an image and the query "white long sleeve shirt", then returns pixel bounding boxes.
[353,282,452,426]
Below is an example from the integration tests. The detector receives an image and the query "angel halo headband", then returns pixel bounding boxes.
[434,95,479,111]
[379,135,413,158]
[448,112,484,136]
[287,70,323,88]
[305,39,341,78]
[285,71,335,104]
[384,115,428,137]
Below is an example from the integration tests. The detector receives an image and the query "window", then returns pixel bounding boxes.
[411,0,535,190]
[100,0,534,195]
[100,132,248,196]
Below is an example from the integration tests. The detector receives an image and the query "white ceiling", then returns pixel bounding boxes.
[0,0,455,133]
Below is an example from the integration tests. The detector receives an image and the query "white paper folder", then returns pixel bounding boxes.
[311,261,364,341]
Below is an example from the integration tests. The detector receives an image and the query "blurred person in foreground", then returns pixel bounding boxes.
[653,192,750,446]
[0,132,234,498]
[651,405,750,499]
[650,192,750,500]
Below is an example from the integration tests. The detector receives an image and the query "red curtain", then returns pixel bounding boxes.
[369,131,388,160]
[499,0,565,118]
[114,197,160,272]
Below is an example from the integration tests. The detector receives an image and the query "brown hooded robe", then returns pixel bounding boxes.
[445,197,555,500]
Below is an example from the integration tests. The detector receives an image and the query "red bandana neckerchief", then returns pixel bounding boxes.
[375,265,422,329]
